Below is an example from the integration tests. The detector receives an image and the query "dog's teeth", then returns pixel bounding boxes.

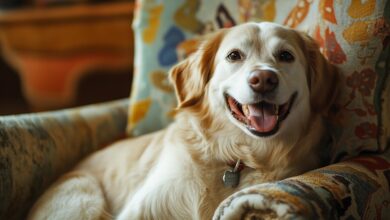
[243,105,249,116]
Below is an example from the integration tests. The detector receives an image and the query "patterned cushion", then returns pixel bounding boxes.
[127,0,247,136]
[214,152,390,219]
[0,99,129,219]
[127,0,390,160]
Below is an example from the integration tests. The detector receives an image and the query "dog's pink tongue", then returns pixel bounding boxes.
[247,104,278,133]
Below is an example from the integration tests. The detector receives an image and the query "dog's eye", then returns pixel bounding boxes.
[277,50,295,62]
[226,50,243,62]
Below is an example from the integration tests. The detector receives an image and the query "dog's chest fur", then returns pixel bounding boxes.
[115,124,302,219]
[75,114,322,220]
[124,156,268,219]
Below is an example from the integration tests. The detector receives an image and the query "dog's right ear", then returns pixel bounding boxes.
[169,30,227,109]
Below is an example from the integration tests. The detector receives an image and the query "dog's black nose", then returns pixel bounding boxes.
[248,70,279,94]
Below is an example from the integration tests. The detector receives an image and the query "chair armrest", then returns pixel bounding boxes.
[213,152,390,220]
[0,99,128,219]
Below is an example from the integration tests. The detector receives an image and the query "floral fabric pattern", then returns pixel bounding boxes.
[128,0,390,219]
[2,0,388,219]
[214,152,390,220]
[128,0,390,161]
[0,99,129,219]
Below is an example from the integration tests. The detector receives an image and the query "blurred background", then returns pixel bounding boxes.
[0,0,134,115]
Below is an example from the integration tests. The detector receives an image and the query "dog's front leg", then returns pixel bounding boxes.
[117,170,178,220]
[117,161,202,220]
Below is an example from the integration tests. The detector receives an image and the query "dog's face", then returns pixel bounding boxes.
[211,22,310,138]
[171,22,338,142]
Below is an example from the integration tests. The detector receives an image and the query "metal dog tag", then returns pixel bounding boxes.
[223,170,240,187]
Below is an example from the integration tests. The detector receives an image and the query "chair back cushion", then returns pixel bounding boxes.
[128,0,390,161]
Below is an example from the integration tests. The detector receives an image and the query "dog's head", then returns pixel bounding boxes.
[170,22,338,142]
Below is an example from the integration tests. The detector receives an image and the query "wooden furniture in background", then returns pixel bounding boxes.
[0,2,134,110]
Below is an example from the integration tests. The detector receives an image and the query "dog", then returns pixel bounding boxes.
[28,22,339,220]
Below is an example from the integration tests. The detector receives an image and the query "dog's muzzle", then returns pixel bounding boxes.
[225,92,297,137]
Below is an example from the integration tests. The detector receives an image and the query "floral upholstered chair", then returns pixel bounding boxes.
[128,0,390,219]
[0,0,389,219]
[0,100,129,219]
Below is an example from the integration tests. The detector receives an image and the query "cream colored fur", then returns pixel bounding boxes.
[28,22,339,220]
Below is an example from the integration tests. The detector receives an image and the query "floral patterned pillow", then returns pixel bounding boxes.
[127,0,390,161]
[127,0,240,137]
[272,0,389,160]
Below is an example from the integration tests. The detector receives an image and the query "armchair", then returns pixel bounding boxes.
[128,0,390,219]
[0,99,128,219]
[0,0,389,219]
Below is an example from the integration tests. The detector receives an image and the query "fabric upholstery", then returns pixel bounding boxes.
[0,99,129,219]
[128,0,390,219]
[214,151,390,219]
[1,1,388,219]
[127,0,390,161]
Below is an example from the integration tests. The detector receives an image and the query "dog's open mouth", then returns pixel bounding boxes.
[225,93,297,137]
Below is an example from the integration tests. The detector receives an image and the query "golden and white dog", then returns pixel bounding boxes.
[28,22,339,220]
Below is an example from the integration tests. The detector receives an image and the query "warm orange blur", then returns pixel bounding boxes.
[0,0,134,115]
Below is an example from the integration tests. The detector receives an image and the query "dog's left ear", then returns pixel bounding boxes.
[169,29,227,109]
[297,31,340,116]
